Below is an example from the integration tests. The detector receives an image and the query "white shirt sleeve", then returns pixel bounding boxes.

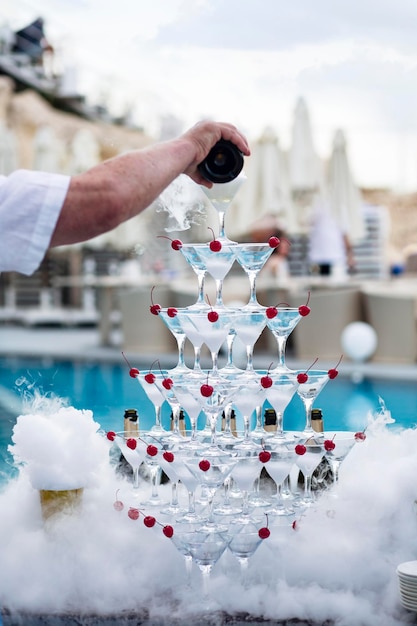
[0,169,71,275]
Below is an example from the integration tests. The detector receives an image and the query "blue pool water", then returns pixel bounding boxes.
[1,356,416,482]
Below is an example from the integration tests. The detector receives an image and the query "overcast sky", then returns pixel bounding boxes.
[3,0,417,190]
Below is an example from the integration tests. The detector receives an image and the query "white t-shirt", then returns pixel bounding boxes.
[0,170,70,275]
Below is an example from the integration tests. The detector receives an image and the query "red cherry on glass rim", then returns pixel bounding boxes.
[201,383,214,397]
[258,527,270,539]
[106,431,116,441]
[128,507,140,520]
[149,286,161,315]
[259,450,271,463]
[163,525,174,538]
[208,310,219,322]
[298,291,311,317]
[199,459,211,472]
[328,355,343,380]
[126,438,137,450]
[269,236,280,248]
[324,438,336,451]
[297,372,308,384]
[167,307,177,318]
[145,372,156,384]
[162,377,173,390]
[355,431,366,441]
[129,368,139,378]
[163,451,175,463]
[208,226,222,252]
[147,444,158,457]
[143,515,156,528]
[295,444,307,455]
[157,235,183,250]
[113,490,124,511]
[260,375,272,388]
[266,306,277,320]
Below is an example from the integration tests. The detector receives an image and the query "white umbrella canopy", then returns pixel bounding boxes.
[326,128,365,243]
[288,97,322,193]
[227,126,295,238]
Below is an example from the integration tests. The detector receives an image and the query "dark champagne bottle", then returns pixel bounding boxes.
[198,139,244,183]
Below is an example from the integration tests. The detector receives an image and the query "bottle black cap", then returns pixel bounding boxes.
[198,139,244,183]
[311,408,323,420]
[124,408,138,422]
[264,408,277,426]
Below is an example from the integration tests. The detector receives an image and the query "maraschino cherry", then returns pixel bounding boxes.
[324,435,336,451]
[260,363,274,389]
[355,430,366,441]
[121,352,139,379]
[206,296,219,322]
[208,227,222,252]
[149,286,161,315]
[296,357,318,384]
[200,373,214,397]
[268,236,280,248]
[258,513,271,539]
[199,459,211,472]
[113,489,124,511]
[157,235,183,250]
[265,301,290,320]
[163,451,175,463]
[295,443,307,455]
[298,292,311,317]
[328,355,343,379]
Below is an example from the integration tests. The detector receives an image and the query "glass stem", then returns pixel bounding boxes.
[175,334,187,370]
[171,481,179,507]
[247,271,258,305]
[196,270,206,306]
[193,346,202,371]
[187,490,196,515]
[150,465,161,500]
[215,279,224,306]
[200,565,212,599]
[274,334,288,370]
[253,405,263,433]
[132,466,140,489]
[225,331,236,368]
[218,211,226,240]
[246,345,254,370]
[303,398,314,433]
[304,474,313,501]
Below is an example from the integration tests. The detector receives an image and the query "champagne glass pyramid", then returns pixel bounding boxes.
[235,242,276,308]
[200,171,247,243]
[261,447,297,516]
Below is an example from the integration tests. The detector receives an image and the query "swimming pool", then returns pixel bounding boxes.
[1,356,415,482]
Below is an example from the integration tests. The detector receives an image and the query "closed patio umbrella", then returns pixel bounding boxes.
[288,97,322,194]
[326,128,365,243]
[227,126,295,238]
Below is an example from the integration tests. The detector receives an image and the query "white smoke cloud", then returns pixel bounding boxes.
[0,399,416,624]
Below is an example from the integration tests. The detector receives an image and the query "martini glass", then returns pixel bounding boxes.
[168,372,204,447]
[179,243,209,310]
[175,308,205,373]
[179,309,236,375]
[192,243,238,307]
[170,451,201,522]
[266,307,302,371]
[200,171,247,243]
[235,243,275,309]
[135,372,167,435]
[231,374,267,450]
[261,447,297,516]
[232,308,267,371]
[230,454,263,521]
[113,432,147,494]
[263,372,300,442]
[296,370,331,435]
[228,523,264,587]
[173,530,231,609]
[294,438,325,507]
[323,431,358,487]
[153,373,187,445]
[187,374,243,454]
[157,309,189,374]
[184,454,237,531]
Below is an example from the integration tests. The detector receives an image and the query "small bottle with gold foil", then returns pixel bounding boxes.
[311,408,324,433]
[264,408,277,433]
